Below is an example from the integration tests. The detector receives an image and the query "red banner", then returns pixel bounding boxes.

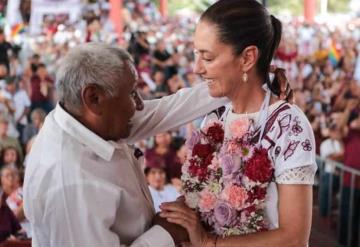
[160,0,168,18]
[110,0,123,44]
[304,0,316,23]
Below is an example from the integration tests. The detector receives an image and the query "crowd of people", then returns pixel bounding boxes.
[0,0,359,245]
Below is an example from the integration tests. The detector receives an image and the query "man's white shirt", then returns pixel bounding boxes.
[23,83,227,247]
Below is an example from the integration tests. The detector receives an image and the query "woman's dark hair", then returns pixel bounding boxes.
[201,0,283,96]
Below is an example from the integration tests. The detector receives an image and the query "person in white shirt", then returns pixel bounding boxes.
[3,77,31,142]
[319,124,343,217]
[0,78,19,139]
[23,42,228,247]
[145,156,180,213]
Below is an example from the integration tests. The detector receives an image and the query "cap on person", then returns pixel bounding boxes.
[144,156,166,175]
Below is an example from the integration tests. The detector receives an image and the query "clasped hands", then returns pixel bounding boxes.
[153,196,215,247]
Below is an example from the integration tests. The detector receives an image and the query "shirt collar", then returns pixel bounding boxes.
[53,103,118,161]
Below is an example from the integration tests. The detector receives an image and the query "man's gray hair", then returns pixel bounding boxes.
[56,42,133,110]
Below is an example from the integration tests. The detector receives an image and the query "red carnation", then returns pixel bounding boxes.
[243,205,256,215]
[188,164,208,180]
[206,124,224,143]
[244,148,273,183]
[192,143,214,159]
[196,167,208,180]
[188,158,209,180]
[247,187,267,203]
[188,164,198,177]
[204,154,214,167]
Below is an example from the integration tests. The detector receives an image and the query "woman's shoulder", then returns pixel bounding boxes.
[268,101,312,133]
[281,103,310,121]
[263,101,315,156]
[264,102,317,176]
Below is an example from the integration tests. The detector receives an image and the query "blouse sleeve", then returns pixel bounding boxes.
[266,106,318,184]
[276,165,317,184]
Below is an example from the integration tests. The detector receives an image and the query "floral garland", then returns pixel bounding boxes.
[181,118,274,236]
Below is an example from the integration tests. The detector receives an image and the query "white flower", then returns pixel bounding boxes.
[182,162,190,174]
[185,192,200,209]
[223,227,241,236]
[207,181,222,194]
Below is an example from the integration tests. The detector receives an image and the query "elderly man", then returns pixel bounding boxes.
[22,43,227,247]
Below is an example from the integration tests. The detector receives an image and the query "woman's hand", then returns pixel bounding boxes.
[160,201,215,247]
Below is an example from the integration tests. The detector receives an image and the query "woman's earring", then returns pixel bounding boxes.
[242,72,248,83]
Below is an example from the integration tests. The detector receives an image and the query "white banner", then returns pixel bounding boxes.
[5,0,22,27]
[32,0,81,4]
[30,0,83,35]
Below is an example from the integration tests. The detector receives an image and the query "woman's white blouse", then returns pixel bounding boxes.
[224,100,317,229]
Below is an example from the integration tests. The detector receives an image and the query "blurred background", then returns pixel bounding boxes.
[0,0,359,246]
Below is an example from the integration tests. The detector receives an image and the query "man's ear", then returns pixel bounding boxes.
[81,84,105,116]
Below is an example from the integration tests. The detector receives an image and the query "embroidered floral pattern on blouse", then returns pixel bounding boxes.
[301,139,312,151]
[283,140,300,161]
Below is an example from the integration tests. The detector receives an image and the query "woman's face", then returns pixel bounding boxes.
[155,132,171,148]
[37,67,48,79]
[0,167,18,194]
[4,148,18,165]
[154,71,164,84]
[193,21,243,98]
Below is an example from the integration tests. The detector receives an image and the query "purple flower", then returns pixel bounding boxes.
[219,154,234,176]
[220,154,240,176]
[186,130,200,149]
[214,201,236,226]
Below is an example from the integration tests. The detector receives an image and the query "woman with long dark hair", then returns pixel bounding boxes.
[159,1,316,246]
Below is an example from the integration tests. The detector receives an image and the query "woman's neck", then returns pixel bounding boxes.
[229,77,266,114]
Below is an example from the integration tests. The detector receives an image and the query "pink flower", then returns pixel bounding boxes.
[199,190,217,212]
[239,145,254,161]
[208,155,220,170]
[186,130,201,150]
[230,118,250,139]
[226,141,239,154]
[221,184,248,209]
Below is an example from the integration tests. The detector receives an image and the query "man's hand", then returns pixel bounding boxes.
[153,213,189,244]
[159,201,213,247]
